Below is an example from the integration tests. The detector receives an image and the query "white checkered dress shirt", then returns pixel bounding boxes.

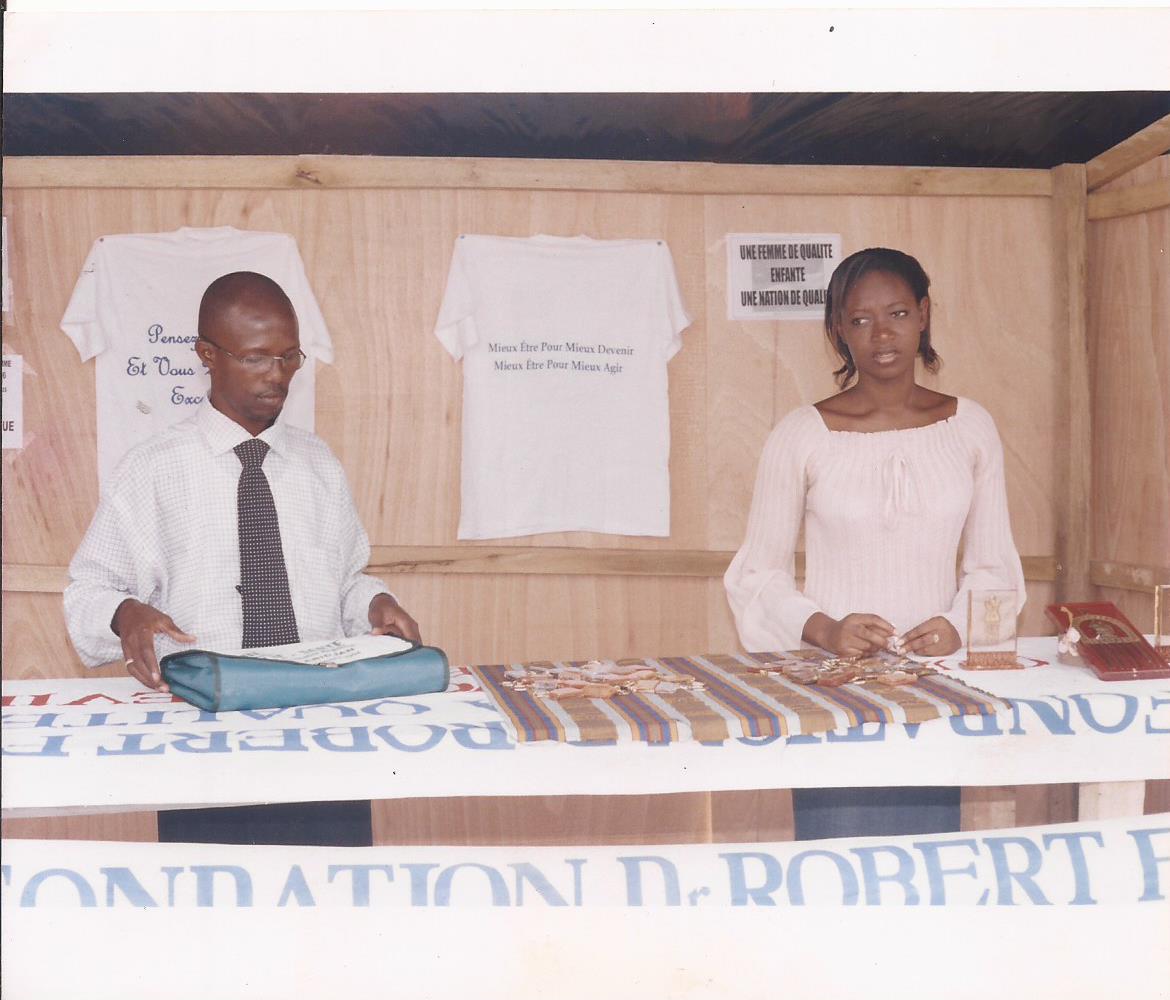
[65,400,391,667]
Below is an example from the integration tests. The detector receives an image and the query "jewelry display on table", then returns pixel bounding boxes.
[962,589,1024,669]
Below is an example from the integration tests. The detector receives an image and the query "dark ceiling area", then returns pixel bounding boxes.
[5,92,1169,168]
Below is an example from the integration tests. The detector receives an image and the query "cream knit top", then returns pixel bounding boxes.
[724,397,1026,651]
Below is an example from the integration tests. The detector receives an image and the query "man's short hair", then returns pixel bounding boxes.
[198,271,296,338]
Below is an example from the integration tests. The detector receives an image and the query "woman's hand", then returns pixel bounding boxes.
[900,616,961,656]
[804,612,894,658]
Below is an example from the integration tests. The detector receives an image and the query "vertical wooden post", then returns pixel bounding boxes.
[960,786,1017,831]
[1051,163,1092,601]
[1077,780,1147,820]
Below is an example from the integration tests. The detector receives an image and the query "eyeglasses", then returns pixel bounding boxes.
[198,337,307,374]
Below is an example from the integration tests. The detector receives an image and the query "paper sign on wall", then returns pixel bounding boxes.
[2,354,23,450]
[726,233,841,321]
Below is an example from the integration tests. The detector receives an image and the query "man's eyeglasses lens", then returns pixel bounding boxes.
[239,351,306,372]
[201,337,306,372]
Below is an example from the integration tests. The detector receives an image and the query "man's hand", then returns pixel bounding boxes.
[804,611,894,658]
[900,616,961,656]
[368,593,422,645]
[111,598,195,691]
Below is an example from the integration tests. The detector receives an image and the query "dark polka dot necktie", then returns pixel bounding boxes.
[234,438,299,648]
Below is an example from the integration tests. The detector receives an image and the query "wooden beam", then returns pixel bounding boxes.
[367,545,733,578]
[1090,560,1170,592]
[1,812,157,843]
[1085,113,1170,191]
[373,792,715,847]
[2,564,70,593]
[2,155,1053,198]
[1088,175,1170,221]
[0,552,1062,592]
[1051,164,1093,603]
[1022,555,1058,583]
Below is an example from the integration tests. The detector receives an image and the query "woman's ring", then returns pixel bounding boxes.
[125,658,135,666]
[930,633,939,644]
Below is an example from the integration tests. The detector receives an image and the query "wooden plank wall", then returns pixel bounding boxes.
[6,149,1165,842]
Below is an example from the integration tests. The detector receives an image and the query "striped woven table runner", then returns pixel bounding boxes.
[469,650,1010,744]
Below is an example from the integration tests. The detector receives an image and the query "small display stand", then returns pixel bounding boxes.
[962,589,1024,669]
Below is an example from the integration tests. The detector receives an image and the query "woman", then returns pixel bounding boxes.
[724,247,1025,838]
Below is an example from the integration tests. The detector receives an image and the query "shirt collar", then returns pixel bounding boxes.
[174,226,241,241]
[196,398,289,457]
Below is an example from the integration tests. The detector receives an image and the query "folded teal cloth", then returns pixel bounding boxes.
[160,643,450,712]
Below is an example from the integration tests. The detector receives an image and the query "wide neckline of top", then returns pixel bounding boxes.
[809,396,965,437]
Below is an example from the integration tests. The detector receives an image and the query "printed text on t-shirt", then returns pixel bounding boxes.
[488,340,634,376]
[124,323,206,407]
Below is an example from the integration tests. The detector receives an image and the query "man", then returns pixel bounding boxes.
[65,270,420,844]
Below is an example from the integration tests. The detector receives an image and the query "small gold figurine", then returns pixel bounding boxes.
[983,594,1003,645]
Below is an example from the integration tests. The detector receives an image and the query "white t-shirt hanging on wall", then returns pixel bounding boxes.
[61,227,333,486]
[434,234,692,539]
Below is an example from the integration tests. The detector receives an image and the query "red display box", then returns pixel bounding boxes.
[1045,602,1170,681]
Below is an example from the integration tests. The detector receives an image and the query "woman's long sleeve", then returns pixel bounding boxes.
[724,409,822,651]
[942,402,1027,637]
